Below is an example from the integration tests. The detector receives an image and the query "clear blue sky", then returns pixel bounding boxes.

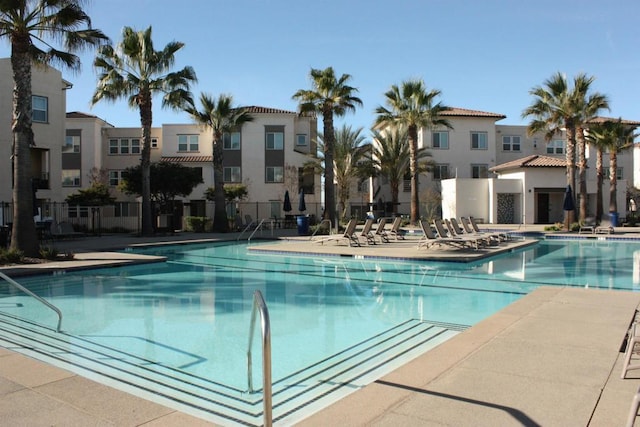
[2,0,639,133]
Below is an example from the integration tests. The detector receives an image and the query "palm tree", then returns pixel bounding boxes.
[370,127,432,215]
[292,67,362,225]
[92,26,196,236]
[375,79,451,225]
[0,0,108,256]
[573,75,609,220]
[330,126,370,219]
[522,72,608,222]
[586,119,636,216]
[185,93,253,232]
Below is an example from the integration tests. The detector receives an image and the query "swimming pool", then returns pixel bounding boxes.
[0,238,638,425]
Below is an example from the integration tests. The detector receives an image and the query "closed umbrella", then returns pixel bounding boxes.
[298,189,306,212]
[283,190,292,213]
[563,185,575,212]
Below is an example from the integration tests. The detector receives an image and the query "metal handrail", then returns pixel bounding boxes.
[309,219,333,240]
[247,290,272,426]
[247,219,272,243]
[0,271,62,332]
[236,221,256,241]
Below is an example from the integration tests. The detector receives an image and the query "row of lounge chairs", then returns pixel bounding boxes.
[417,217,509,251]
[313,217,405,247]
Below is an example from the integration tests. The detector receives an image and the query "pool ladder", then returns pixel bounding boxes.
[247,290,272,426]
[237,219,274,243]
[0,271,62,332]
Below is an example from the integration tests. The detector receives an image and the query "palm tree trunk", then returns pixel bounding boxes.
[565,125,577,225]
[212,132,228,232]
[609,151,618,213]
[596,148,603,222]
[10,46,39,256]
[323,109,336,225]
[408,124,419,225]
[576,128,588,222]
[391,183,399,215]
[139,91,154,236]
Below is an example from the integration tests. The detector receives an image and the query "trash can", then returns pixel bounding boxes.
[609,212,619,227]
[297,215,309,235]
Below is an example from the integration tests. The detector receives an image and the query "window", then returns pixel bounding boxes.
[131,138,141,154]
[502,135,521,152]
[178,134,199,152]
[68,206,88,218]
[63,135,80,153]
[471,132,488,150]
[223,132,241,150]
[471,164,488,179]
[62,169,80,187]
[298,167,315,194]
[266,132,284,150]
[32,95,48,122]
[108,170,123,186]
[151,138,158,148]
[403,171,411,192]
[114,202,130,217]
[603,167,623,180]
[546,139,565,154]
[109,138,139,155]
[223,166,241,182]
[433,164,450,180]
[432,131,449,149]
[296,134,307,146]
[266,166,284,183]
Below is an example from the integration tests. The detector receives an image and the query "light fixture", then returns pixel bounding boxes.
[533,138,537,148]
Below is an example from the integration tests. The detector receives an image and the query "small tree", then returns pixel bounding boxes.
[66,183,116,206]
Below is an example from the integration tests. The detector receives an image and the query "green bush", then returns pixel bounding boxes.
[39,246,59,260]
[184,216,211,232]
[0,248,23,264]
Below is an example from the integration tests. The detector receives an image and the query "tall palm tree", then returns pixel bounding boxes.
[586,119,636,215]
[0,0,108,256]
[573,75,609,220]
[92,26,196,236]
[375,79,451,225]
[330,125,370,219]
[185,93,253,232]
[522,72,608,222]
[292,67,362,225]
[370,127,431,215]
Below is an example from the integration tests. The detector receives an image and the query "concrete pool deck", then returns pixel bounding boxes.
[2,227,640,425]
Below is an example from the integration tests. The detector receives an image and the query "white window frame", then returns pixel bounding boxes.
[223,166,241,182]
[265,166,284,183]
[266,132,284,150]
[471,132,488,150]
[131,138,141,154]
[502,135,521,152]
[178,134,199,152]
[151,138,159,148]
[223,132,241,150]
[547,139,565,154]
[63,135,80,153]
[108,170,123,187]
[603,167,623,180]
[62,169,81,187]
[296,134,308,146]
[432,131,449,149]
[32,95,48,123]
[433,164,450,180]
[471,164,488,179]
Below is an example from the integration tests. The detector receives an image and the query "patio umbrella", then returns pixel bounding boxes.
[283,190,292,213]
[563,185,575,212]
[298,189,306,212]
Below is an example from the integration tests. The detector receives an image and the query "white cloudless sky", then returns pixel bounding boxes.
[2,0,639,134]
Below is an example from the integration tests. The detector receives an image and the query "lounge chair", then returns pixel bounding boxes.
[444,219,485,249]
[579,217,596,234]
[373,217,389,243]
[314,219,360,247]
[595,218,614,234]
[357,218,376,245]
[51,221,85,239]
[622,322,640,379]
[432,219,482,250]
[458,217,501,244]
[468,216,510,241]
[386,217,406,240]
[417,219,470,250]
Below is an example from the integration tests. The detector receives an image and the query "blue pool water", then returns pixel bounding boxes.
[0,238,639,425]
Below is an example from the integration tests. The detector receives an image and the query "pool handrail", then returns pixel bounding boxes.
[0,271,62,332]
[247,290,272,426]
[247,219,272,243]
[236,220,257,241]
[309,219,333,240]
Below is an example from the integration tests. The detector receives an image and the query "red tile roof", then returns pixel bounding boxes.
[587,116,640,126]
[490,155,568,173]
[66,111,100,119]
[242,106,297,115]
[161,156,213,163]
[441,107,506,119]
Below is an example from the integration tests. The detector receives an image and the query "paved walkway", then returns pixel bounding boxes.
[2,227,640,425]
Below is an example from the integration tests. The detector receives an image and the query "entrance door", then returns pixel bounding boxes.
[537,193,549,223]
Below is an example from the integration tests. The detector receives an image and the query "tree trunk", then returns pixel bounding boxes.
[212,131,229,232]
[10,44,39,256]
[323,109,336,225]
[408,124,419,225]
[609,151,618,213]
[139,91,154,236]
[576,127,588,222]
[391,183,399,215]
[596,148,603,223]
[565,125,577,217]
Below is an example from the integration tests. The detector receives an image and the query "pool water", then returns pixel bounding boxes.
[0,238,638,425]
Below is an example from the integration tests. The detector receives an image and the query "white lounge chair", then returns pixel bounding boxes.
[468,216,510,241]
[417,220,472,250]
[357,218,376,245]
[314,219,360,247]
[373,217,389,243]
[386,217,405,240]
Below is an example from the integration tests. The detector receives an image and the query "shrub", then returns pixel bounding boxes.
[39,246,59,260]
[184,216,211,232]
[0,248,23,264]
